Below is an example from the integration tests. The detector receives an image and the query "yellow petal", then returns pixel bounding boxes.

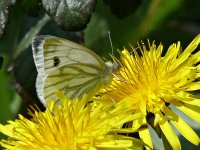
[164,42,180,63]
[159,112,181,150]
[0,124,13,137]
[172,101,200,123]
[170,91,195,102]
[163,106,200,145]
[139,126,153,150]
[183,99,200,107]
[96,140,133,148]
[185,81,200,91]
[174,35,200,68]
[187,50,200,65]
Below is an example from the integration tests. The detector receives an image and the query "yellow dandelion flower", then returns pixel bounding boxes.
[100,35,200,150]
[0,91,145,150]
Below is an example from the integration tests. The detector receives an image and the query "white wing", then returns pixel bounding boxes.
[32,35,114,105]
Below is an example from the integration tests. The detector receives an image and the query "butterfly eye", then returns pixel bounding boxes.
[113,62,119,70]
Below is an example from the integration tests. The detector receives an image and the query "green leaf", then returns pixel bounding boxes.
[42,0,96,31]
[0,56,16,124]
[0,0,23,55]
[15,14,50,58]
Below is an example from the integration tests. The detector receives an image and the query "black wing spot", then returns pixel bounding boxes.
[53,56,60,67]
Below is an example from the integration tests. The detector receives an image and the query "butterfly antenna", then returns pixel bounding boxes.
[108,31,114,56]
[111,97,116,103]
[112,73,128,83]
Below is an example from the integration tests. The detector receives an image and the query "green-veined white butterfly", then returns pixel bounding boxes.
[32,35,118,105]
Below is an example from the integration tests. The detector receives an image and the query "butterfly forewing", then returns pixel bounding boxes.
[44,37,105,74]
[32,35,115,105]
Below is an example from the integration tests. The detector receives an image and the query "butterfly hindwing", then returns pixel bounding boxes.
[44,63,104,102]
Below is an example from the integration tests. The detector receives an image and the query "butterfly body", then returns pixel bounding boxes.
[32,35,116,105]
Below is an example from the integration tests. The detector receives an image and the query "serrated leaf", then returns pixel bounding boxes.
[42,0,96,31]
[0,1,9,38]
[4,0,15,6]
[0,0,15,38]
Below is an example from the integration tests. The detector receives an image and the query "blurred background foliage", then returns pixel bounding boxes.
[0,0,200,149]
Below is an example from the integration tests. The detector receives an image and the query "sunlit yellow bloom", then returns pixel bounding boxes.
[100,35,200,150]
[0,91,144,150]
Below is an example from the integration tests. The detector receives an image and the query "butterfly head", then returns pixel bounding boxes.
[104,61,119,82]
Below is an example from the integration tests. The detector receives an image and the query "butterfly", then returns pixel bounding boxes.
[32,35,118,105]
